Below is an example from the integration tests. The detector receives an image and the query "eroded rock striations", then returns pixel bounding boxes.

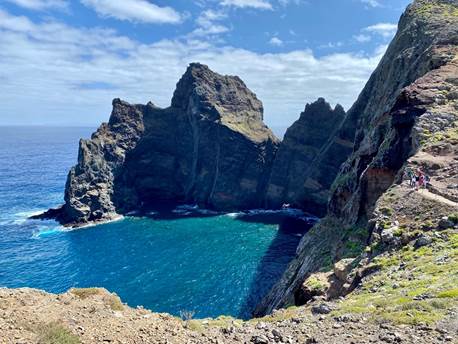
[50,63,280,226]
[265,98,345,216]
[256,0,458,315]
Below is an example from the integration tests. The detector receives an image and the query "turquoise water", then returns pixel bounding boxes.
[0,127,314,319]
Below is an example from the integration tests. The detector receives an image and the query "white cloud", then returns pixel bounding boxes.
[220,0,273,10]
[364,22,397,37]
[192,9,229,37]
[354,34,371,43]
[269,37,283,46]
[319,41,343,49]
[0,9,385,128]
[4,0,68,10]
[278,0,307,5]
[81,0,182,24]
[360,0,381,7]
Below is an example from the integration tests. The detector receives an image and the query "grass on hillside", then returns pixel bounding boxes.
[334,230,458,325]
[36,322,80,344]
[70,288,101,299]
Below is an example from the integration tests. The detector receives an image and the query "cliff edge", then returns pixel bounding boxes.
[256,0,458,316]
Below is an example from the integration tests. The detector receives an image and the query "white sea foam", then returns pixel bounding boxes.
[76,214,125,229]
[32,225,65,238]
[225,212,242,218]
[172,204,219,216]
[5,209,49,225]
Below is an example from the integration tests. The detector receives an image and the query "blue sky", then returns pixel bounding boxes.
[0,0,411,129]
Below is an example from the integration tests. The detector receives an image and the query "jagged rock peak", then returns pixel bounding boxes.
[300,98,345,120]
[171,63,276,143]
[265,97,345,215]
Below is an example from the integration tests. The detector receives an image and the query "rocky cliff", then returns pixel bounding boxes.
[256,0,458,315]
[265,98,345,216]
[50,63,279,226]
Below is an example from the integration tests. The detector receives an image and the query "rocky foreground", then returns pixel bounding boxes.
[1,281,456,344]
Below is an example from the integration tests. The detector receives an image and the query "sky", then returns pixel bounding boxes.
[0,0,412,129]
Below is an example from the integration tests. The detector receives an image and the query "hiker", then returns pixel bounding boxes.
[405,167,416,188]
[425,174,431,188]
[416,168,426,190]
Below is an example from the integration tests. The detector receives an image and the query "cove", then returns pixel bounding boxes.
[0,127,315,319]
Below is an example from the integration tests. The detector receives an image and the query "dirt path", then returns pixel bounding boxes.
[418,188,458,208]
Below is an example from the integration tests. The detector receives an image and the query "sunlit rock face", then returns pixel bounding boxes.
[56,63,280,226]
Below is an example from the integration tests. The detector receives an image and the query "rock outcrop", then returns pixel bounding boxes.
[2,287,456,343]
[265,98,345,216]
[256,0,458,315]
[52,63,279,226]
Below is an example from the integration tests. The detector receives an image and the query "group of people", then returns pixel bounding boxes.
[405,167,430,190]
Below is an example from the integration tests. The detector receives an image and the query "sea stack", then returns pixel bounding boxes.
[265,98,346,216]
[54,63,280,227]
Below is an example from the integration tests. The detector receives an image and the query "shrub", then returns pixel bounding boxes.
[107,295,124,311]
[37,322,80,344]
[70,288,101,299]
[448,213,458,224]
[437,288,458,299]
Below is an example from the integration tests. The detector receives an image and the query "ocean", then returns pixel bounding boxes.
[0,126,314,319]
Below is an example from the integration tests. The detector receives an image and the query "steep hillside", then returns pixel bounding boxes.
[256,0,458,316]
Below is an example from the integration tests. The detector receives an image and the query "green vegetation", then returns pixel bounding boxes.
[341,225,369,259]
[437,288,458,298]
[304,276,327,292]
[330,172,353,193]
[380,207,393,216]
[107,295,124,311]
[252,305,301,324]
[449,213,458,224]
[415,2,458,19]
[185,320,204,332]
[70,288,123,311]
[37,322,80,344]
[425,123,458,146]
[70,288,101,299]
[335,230,458,325]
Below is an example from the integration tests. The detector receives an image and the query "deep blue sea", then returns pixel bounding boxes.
[0,127,314,319]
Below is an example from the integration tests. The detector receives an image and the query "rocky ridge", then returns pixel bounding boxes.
[40,61,348,227]
[46,63,282,226]
[256,0,458,316]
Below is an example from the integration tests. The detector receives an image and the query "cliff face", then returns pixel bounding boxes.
[256,0,458,315]
[265,98,345,216]
[57,63,279,226]
[61,99,146,225]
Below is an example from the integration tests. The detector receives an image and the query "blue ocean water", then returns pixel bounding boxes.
[0,127,313,319]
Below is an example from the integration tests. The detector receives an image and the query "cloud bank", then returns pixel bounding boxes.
[0,9,385,128]
[81,0,182,24]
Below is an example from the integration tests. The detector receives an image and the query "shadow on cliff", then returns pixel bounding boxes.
[235,214,316,319]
